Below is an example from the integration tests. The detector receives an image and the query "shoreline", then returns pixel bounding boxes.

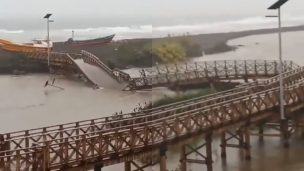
[1,25,304,72]
[53,25,304,69]
[190,25,304,55]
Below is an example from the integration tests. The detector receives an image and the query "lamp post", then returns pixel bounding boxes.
[267,0,289,121]
[43,13,53,69]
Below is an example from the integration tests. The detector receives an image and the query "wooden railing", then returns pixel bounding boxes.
[66,54,98,87]
[128,60,298,89]
[80,50,131,82]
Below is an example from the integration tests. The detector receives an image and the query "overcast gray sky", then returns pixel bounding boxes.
[0,0,304,41]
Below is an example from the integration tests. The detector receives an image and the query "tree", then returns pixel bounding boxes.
[152,42,186,64]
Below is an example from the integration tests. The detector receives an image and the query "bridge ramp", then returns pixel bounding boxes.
[74,59,124,89]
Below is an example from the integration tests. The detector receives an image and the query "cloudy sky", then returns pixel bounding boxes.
[0,0,304,41]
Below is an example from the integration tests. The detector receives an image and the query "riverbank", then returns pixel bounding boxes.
[1,25,304,72]
[53,25,304,69]
[0,49,49,74]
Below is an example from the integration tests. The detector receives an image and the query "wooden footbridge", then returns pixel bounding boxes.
[21,50,298,90]
[24,50,131,87]
[127,60,297,90]
[1,60,304,171]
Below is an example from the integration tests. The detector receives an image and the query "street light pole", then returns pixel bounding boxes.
[277,7,285,120]
[44,14,52,71]
[47,17,50,68]
[267,0,290,147]
[268,0,289,120]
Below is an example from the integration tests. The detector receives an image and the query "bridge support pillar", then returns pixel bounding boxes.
[258,125,264,143]
[159,146,167,171]
[179,133,213,171]
[124,161,131,171]
[243,127,251,160]
[237,129,244,146]
[220,132,226,159]
[220,127,251,160]
[205,133,213,171]
[244,77,249,83]
[294,115,304,138]
[94,162,103,171]
[32,145,39,171]
[280,119,289,148]
[180,145,187,171]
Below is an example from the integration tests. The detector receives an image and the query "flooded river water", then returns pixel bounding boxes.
[2,31,304,170]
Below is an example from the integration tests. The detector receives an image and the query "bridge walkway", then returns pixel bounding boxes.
[128,60,298,90]
[21,51,299,91]
[24,51,129,89]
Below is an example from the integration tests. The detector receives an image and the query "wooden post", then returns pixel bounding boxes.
[6,133,11,168]
[274,61,278,74]
[25,131,30,163]
[64,138,69,166]
[159,146,167,171]
[205,133,213,171]
[264,60,268,76]
[76,139,80,162]
[259,125,264,143]
[204,62,209,78]
[124,161,131,171]
[243,127,251,160]
[59,125,64,143]
[254,60,258,75]
[237,129,244,146]
[234,61,238,78]
[0,134,4,167]
[280,119,289,148]
[16,150,21,171]
[214,61,218,78]
[94,162,103,171]
[244,61,248,83]
[32,144,38,171]
[42,142,50,171]
[75,122,80,140]
[91,120,95,136]
[43,128,47,142]
[294,116,304,137]
[220,132,226,159]
[180,145,187,171]
[82,135,87,162]
[224,60,228,78]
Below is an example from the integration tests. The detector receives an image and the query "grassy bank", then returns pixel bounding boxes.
[150,82,239,108]
[151,88,214,108]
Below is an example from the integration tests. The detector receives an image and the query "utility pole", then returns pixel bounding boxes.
[44,13,53,70]
[267,0,290,148]
[267,0,289,120]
